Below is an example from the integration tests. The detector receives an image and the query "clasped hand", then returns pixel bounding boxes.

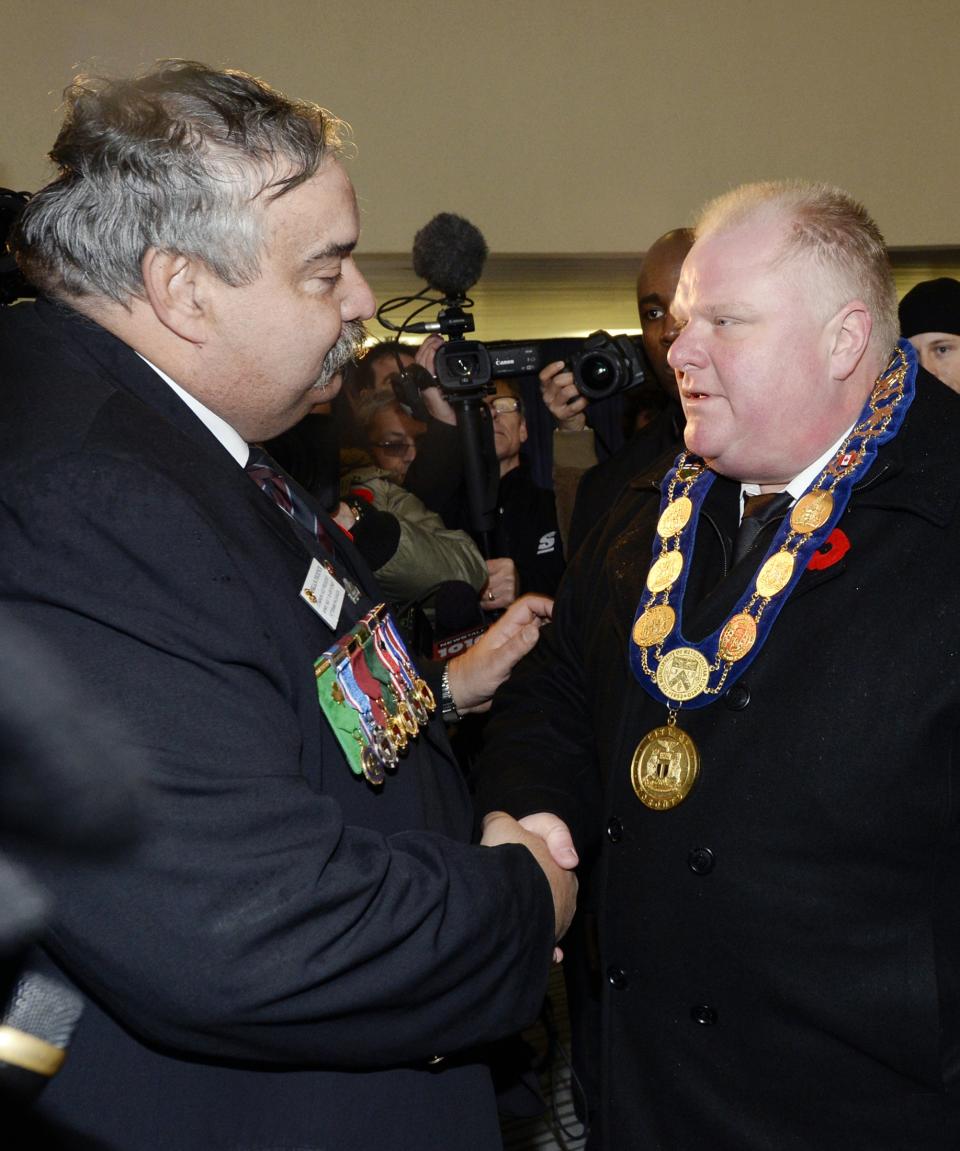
[481,810,578,959]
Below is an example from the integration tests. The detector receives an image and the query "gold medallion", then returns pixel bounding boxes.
[631,725,700,810]
[647,550,684,594]
[655,646,710,702]
[718,612,757,662]
[398,700,419,736]
[388,715,408,751]
[756,550,795,598]
[414,677,436,713]
[676,463,702,482]
[790,489,834,534]
[657,496,693,538]
[632,605,676,648]
[361,746,385,786]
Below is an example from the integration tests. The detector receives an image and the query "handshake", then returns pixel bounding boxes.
[481,810,579,957]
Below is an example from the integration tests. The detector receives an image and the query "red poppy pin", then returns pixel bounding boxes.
[806,528,850,571]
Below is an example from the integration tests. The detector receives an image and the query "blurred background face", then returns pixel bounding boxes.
[367,403,425,483]
[908,332,960,393]
[368,348,415,395]
[636,229,694,402]
[486,381,527,476]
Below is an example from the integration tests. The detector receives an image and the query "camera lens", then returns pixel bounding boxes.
[577,352,622,400]
[571,331,648,402]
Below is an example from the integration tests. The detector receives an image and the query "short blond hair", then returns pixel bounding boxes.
[695,181,898,361]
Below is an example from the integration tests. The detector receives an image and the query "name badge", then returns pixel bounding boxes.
[300,558,345,628]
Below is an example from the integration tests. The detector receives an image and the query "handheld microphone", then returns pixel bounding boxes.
[0,966,84,1100]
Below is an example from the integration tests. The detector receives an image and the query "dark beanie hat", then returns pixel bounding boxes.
[898,277,960,338]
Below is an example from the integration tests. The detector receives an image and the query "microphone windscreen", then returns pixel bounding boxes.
[2,969,83,1054]
[0,966,84,1098]
[412,213,488,299]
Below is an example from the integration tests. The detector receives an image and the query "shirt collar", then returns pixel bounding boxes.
[739,422,855,517]
[137,354,250,467]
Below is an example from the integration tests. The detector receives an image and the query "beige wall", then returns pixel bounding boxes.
[2,0,957,256]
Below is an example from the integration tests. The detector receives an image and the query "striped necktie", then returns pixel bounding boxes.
[245,444,333,552]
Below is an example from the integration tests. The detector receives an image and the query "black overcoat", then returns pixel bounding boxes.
[0,298,554,1150]
[477,369,960,1150]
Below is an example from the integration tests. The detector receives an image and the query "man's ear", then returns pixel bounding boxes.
[140,248,211,343]
[828,301,872,380]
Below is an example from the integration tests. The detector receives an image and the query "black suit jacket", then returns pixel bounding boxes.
[0,299,554,1150]
[478,367,960,1150]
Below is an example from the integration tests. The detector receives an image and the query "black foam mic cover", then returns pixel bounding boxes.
[412,213,488,299]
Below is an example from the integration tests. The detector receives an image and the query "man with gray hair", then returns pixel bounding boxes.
[477,180,960,1148]
[0,60,575,1150]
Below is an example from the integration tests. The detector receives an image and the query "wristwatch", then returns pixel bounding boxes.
[440,664,461,722]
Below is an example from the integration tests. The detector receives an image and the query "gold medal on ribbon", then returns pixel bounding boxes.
[414,677,437,713]
[631,724,700,810]
[647,550,684,594]
[632,604,676,648]
[657,496,693,538]
[717,612,757,662]
[790,489,834,534]
[398,700,419,736]
[361,746,385,786]
[655,647,710,702]
[756,550,795,598]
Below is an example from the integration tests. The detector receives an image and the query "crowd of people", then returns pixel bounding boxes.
[1,57,959,1151]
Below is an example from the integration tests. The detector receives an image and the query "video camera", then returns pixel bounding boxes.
[433,328,651,402]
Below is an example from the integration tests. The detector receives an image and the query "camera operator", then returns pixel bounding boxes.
[483,380,565,599]
[540,227,693,554]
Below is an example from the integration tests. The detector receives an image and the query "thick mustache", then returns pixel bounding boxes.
[318,320,367,385]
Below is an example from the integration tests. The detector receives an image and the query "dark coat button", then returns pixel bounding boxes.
[724,682,750,710]
[607,966,628,990]
[690,1004,717,1025]
[607,817,624,843]
[687,846,715,875]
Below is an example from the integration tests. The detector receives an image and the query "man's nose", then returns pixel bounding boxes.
[666,328,686,370]
[342,260,376,322]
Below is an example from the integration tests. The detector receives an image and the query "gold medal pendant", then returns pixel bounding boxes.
[631,724,700,810]
[756,550,795,598]
[717,612,757,662]
[790,489,834,534]
[655,646,710,702]
[657,496,693,538]
[632,604,676,648]
[647,550,684,594]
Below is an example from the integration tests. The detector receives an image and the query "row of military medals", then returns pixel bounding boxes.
[630,345,911,812]
[315,604,436,785]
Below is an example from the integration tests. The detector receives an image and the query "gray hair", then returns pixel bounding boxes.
[695,181,899,362]
[13,60,349,303]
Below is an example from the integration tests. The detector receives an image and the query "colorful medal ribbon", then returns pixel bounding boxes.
[629,341,917,711]
[314,604,434,786]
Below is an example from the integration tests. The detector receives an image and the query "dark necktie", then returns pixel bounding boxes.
[245,444,333,552]
[732,491,792,565]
